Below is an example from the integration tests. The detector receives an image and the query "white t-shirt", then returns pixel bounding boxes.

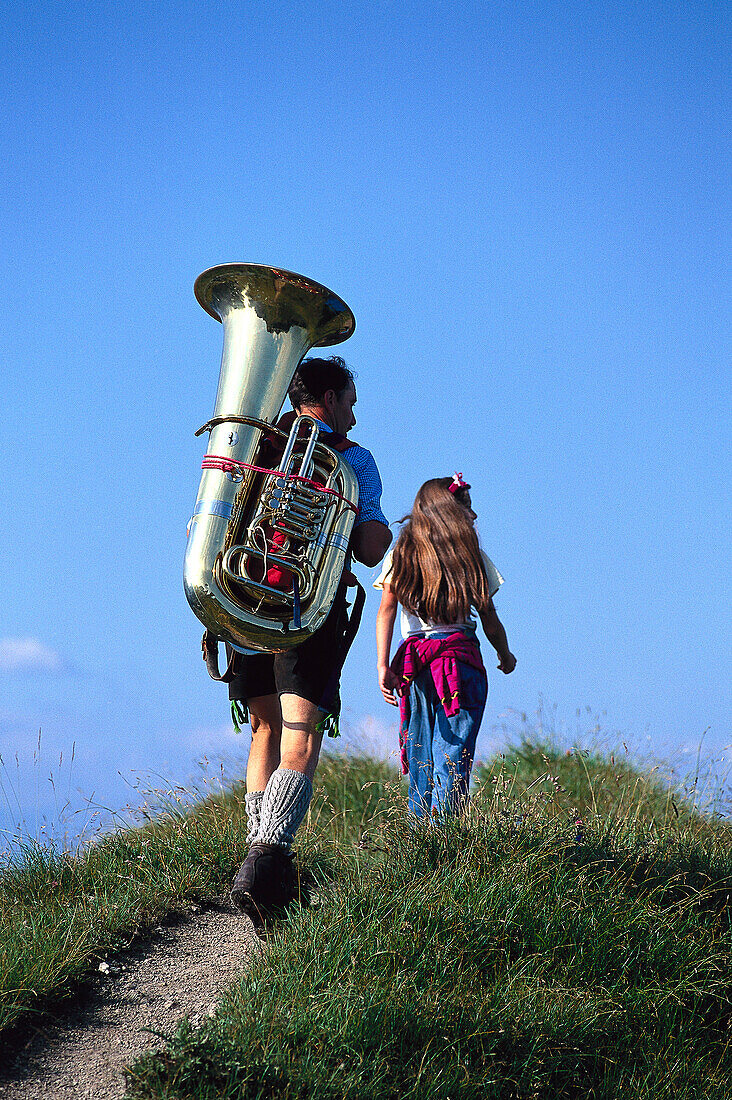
[373,547,504,640]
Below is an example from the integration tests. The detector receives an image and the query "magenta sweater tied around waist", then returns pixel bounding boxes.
[389,632,486,775]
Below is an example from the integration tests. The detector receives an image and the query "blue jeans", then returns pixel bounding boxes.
[405,658,488,819]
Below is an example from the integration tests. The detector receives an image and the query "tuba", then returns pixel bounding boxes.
[183,263,358,654]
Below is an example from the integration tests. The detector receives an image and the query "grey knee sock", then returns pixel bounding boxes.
[257,768,313,848]
[245,790,264,844]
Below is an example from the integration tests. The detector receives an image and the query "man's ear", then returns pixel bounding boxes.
[322,388,337,413]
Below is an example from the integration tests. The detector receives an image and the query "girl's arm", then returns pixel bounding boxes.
[479,598,516,674]
[376,584,401,706]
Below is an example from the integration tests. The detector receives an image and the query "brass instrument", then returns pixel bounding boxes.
[183,263,357,654]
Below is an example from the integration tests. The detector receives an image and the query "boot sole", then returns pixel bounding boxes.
[230,888,265,924]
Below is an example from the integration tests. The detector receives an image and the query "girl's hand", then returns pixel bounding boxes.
[378,666,401,706]
[497,652,516,674]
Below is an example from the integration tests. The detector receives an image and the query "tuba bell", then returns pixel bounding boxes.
[183,263,358,654]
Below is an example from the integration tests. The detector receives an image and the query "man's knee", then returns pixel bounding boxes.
[248,695,282,742]
[250,715,279,740]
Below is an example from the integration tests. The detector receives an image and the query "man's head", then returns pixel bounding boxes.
[288,356,357,436]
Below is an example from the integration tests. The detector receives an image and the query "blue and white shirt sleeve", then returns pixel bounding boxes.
[342,444,389,527]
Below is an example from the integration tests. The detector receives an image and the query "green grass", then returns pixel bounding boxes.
[0,753,398,1041]
[4,740,732,1098]
[473,737,722,828]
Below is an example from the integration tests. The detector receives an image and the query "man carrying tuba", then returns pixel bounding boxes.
[228,355,391,920]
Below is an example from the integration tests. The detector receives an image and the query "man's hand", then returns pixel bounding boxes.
[497,652,516,674]
[378,665,401,706]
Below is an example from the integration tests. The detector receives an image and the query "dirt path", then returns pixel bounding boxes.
[0,900,262,1100]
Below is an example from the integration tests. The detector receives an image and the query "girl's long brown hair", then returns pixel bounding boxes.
[389,478,491,623]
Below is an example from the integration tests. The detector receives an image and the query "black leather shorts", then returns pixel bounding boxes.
[227,583,349,716]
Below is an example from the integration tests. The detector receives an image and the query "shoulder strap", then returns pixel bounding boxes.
[322,429,360,453]
[278,410,360,453]
[201,630,241,683]
[342,579,366,655]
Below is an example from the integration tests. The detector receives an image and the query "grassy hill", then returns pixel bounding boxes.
[3,742,732,1098]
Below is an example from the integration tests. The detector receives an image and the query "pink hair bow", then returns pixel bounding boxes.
[448,471,469,494]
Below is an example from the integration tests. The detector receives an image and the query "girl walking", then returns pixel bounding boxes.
[375,474,516,819]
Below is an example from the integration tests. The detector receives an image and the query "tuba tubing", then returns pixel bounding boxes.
[183,264,357,654]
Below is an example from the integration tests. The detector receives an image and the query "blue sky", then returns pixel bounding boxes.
[1,0,729,843]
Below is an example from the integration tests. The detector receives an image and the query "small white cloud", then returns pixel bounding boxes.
[0,637,62,673]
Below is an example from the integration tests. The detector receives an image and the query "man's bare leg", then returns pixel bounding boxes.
[246,694,282,791]
[243,694,282,844]
[253,694,324,848]
[231,695,327,915]
[277,693,325,780]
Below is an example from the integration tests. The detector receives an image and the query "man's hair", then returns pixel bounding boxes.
[390,479,491,624]
[289,356,354,409]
